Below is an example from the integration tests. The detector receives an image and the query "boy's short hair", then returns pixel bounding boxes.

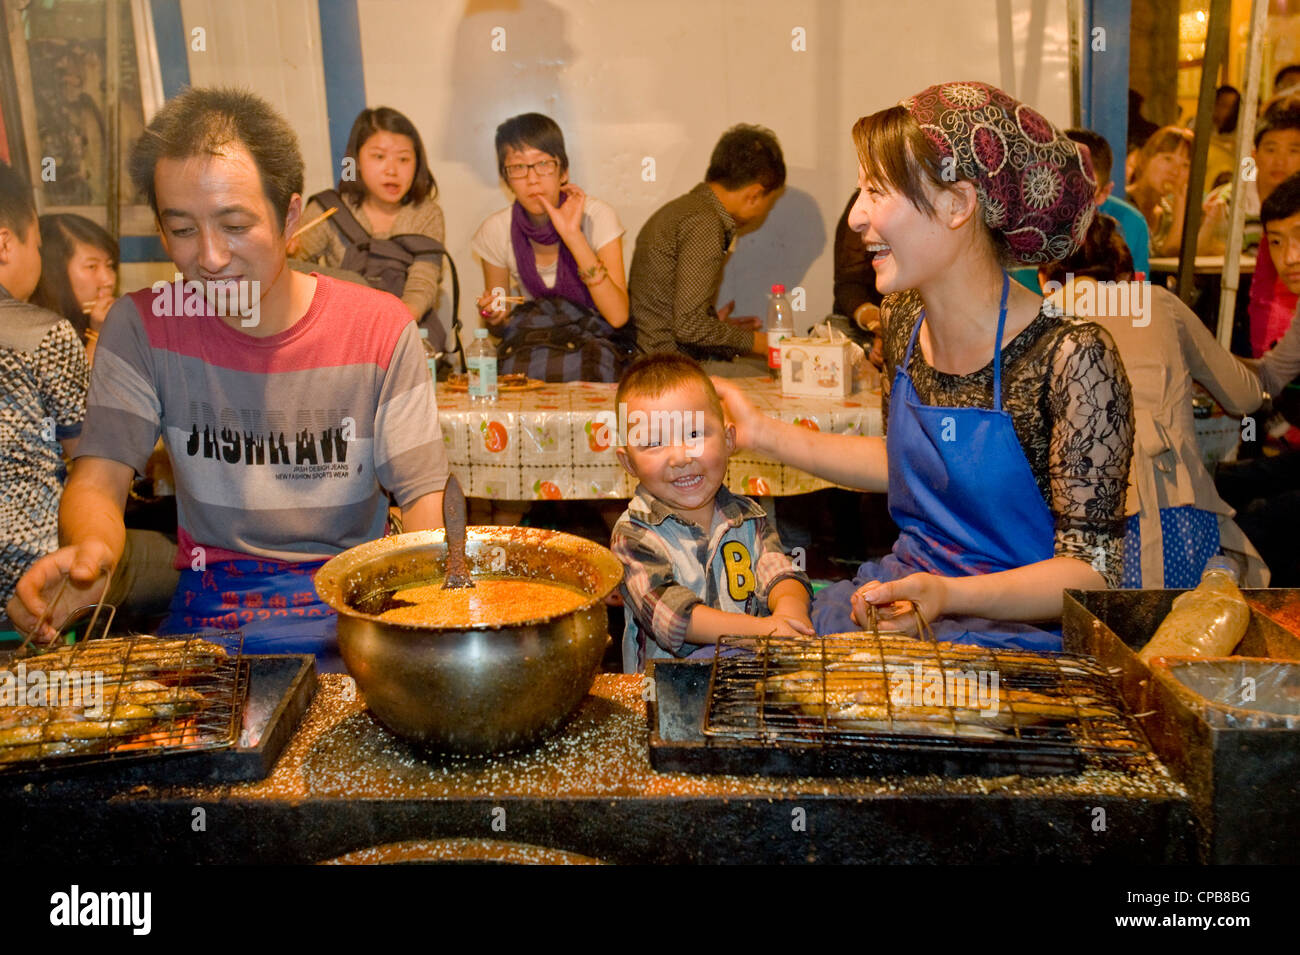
[1255,108,1300,149]
[0,162,36,236]
[129,87,305,229]
[494,112,569,181]
[616,353,726,428]
[705,124,785,193]
[1261,171,1300,226]
[1065,128,1113,186]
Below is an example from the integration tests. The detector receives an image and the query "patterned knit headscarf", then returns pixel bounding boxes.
[901,81,1097,264]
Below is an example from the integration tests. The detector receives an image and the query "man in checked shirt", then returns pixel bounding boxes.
[628,125,785,376]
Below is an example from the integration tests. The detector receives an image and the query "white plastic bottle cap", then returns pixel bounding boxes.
[475,328,489,339]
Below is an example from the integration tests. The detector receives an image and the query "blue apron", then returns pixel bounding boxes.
[812,274,1062,650]
[156,558,345,673]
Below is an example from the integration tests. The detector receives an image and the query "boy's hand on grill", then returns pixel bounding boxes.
[767,614,814,637]
[851,572,948,637]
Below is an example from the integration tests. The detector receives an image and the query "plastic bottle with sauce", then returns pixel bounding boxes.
[1137,556,1251,665]
[767,284,793,380]
[467,328,498,403]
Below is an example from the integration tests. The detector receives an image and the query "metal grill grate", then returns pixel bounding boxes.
[703,633,1149,768]
[0,633,247,773]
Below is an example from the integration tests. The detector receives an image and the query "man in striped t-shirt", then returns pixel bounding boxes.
[7,89,449,668]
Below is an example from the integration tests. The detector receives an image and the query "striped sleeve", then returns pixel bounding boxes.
[611,518,702,656]
[76,297,161,473]
[752,514,811,604]
[372,321,448,506]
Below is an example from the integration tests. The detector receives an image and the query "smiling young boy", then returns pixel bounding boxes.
[610,354,811,672]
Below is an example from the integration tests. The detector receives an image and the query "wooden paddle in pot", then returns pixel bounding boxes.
[441,474,474,589]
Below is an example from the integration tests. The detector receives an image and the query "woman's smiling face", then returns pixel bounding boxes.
[848,163,950,295]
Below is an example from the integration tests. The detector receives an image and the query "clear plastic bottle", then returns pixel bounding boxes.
[1137,556,1251,665]
[467,327,498,403]
[418,327,439,380]
[767,283,793,380]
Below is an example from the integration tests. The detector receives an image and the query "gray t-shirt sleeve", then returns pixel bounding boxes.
[75,296,161,474]
[373,322,449,507]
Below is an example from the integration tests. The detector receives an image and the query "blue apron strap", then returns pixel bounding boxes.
[903,271,1012,410]
[992,270,1011,412]
[903,305,926,368]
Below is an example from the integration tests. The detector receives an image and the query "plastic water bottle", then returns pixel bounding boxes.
[1137,556,1251,665]
[418,327,438,380]
[467,328,498,403]
[767,283,793,380]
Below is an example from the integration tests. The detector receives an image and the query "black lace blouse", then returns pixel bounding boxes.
[880,289,1134,587]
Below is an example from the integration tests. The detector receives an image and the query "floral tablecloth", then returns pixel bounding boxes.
[435,379,883,501]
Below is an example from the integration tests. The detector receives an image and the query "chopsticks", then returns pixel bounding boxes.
[291,206,337,239]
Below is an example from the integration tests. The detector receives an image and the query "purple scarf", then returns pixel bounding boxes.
[509,196,595,309]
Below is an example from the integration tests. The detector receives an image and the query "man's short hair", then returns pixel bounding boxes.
[0,162,36,236]
[1276,64,1300,91]
[1261,171,1300,227]
[1065,128,1113,186]
[1255,108,1300,149]
[615,353,726,428]
[705,124,785,193]
[129,87,304,228]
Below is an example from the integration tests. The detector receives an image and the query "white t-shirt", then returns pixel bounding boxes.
[470,196,624,299]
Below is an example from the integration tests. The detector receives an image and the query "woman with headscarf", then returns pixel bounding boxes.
[716,82,1134,649]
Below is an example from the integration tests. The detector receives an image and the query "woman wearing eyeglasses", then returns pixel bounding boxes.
[471,113,632,383]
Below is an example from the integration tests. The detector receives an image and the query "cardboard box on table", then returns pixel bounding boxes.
[779,336,854,398]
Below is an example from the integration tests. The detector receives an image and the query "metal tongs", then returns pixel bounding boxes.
[864,600,936,642]
[14,566,116,656]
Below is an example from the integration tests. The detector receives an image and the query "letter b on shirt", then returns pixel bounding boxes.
[722,542,757,602]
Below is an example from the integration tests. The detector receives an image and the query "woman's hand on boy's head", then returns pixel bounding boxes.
[711,378,761,451]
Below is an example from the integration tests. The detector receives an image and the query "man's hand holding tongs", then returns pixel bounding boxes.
[7,541,115,644]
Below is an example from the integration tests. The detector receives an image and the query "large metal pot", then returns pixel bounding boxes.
[314,527,622,755]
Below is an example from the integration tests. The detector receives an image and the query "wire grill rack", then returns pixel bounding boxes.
[703,633,1150,770]
[0,633,247,773]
